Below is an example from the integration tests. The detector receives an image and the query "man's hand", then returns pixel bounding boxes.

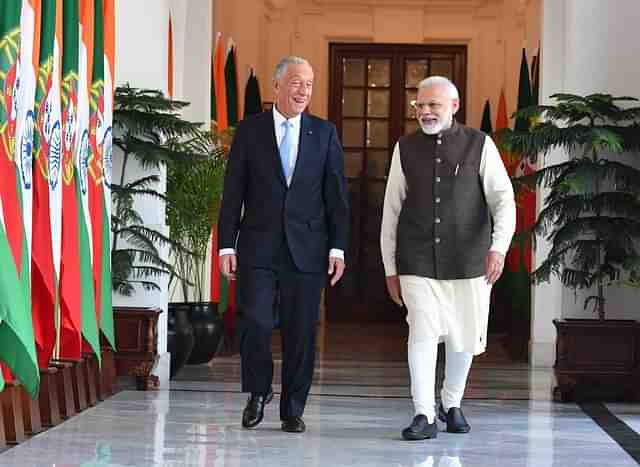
[328,257,345,286]
[485,251,505,285]
[385,275,404,307]
[220,254,237,281]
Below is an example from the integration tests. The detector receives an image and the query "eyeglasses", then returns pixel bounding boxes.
[410,100,444,112]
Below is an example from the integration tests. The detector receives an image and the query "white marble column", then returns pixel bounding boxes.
[114,0,214,386]
[531,0,640,366]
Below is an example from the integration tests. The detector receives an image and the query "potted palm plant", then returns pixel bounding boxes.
[166,127,229,365]
[113,85,205,378]
[502,93,640,401]
[112,86,202,293]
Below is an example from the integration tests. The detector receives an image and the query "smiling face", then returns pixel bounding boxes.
[274,62,314,119]
[415,84,459,135]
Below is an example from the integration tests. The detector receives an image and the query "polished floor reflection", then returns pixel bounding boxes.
[1,324,638,466]
[0,391,638,466]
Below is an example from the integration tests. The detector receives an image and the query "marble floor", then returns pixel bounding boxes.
[1,325,639,467]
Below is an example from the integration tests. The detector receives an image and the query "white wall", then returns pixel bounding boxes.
[531,0,640,366]
[172,0,212,124]
[114,0,213,386]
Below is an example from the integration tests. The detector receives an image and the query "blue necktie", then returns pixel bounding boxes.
[279,120,294,180]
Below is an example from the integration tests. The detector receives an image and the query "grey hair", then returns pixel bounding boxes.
[418,76,459,100]
[274,56,309,81]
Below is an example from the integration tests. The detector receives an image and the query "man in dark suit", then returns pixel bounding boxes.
[218,56,349,433]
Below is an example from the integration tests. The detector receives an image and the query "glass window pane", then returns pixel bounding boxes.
[366,181,386,213]
[366,150,390,178]
[342,119,364,148]
[430,59,453,79]
[344,151,364,178]
[343,89,365,117]
[366,120,388,148]
[406,59,428,88]
[367,59,390,87]
[405,119,419,135]
[367,90,390,118]
[406,89,417,118]
[343,58,365,87]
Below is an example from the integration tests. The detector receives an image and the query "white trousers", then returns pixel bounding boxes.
[408,335,473,423]
[400,275,487,422]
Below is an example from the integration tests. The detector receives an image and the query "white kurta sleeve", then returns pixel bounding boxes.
[381,143,407,276]
[479,136,516,256]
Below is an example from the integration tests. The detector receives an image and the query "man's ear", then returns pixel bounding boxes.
[452,98,460,115]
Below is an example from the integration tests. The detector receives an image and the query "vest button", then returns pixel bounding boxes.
[435,237,441,243]
[435,177,441,182]
[435,197,441,203]
[437,139,442,145]
[435,218,441,223]
[436,158,442,163]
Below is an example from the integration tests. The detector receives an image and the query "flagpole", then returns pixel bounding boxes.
[54,275,61,360]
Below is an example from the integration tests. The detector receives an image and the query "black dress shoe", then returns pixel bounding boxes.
[438,404,471,433]
[401,415,438,440]
[281,416,306,433]
[241,389,274,429]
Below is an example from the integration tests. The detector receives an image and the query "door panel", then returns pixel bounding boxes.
[328,43,467,322]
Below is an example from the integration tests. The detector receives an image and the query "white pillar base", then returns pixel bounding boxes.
[152,351,171,389]
[530,341,555,368]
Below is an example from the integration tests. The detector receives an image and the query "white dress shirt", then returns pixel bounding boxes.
[220,106,344,260]
[273,106,301,186]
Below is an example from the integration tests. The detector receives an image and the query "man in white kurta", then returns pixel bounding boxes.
[381,77,516,440]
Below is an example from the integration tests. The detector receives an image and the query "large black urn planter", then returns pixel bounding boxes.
[185,302,225,365]
[167,303,195,379]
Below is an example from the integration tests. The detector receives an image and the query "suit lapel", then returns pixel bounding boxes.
[262,111,287,186]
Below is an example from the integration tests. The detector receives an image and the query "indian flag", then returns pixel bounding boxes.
[77,0,100,362]
[101,0,114,349]
[32,0,63,368]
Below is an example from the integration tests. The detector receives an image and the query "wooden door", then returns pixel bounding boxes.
[327,43,467,322]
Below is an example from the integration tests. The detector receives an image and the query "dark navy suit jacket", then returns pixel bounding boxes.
[218,111,349,273]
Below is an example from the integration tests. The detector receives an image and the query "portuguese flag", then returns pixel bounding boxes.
[0,0,41,397]
[58,0,83,359]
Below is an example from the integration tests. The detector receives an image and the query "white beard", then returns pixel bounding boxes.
[419,112,453,135]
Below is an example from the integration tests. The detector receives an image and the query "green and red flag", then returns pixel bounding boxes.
[531,49,540,106]
[0,0,42,397]
[86,0,112,355]
[243,69,263,118]
[221,39,239,327]
[31,0,64,368]
[59,0,82,359]
[480,99,492,135]
[513,48,535,274]
[77,0,100,362]
[209,33,227,305]
[100,0,115,349]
